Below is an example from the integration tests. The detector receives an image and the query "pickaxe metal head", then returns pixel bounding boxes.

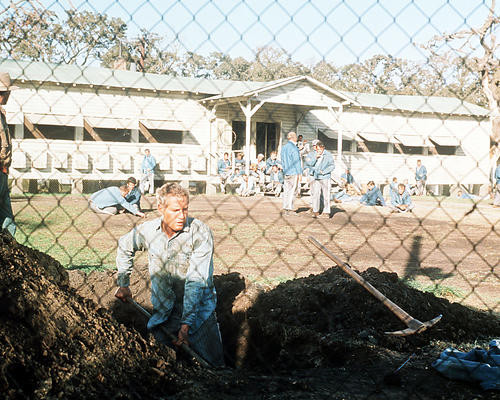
[385,314,442,336]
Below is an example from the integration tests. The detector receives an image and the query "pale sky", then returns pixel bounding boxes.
[6,0,500,66]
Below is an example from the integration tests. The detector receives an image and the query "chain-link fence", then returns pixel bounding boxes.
[0,0,499,398]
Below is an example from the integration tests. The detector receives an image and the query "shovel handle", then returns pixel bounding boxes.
[308,236,415,326]
[128,299,212,368]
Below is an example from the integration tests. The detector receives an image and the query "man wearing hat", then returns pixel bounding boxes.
[0,72,18,236]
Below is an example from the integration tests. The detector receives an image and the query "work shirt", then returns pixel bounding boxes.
[415,165,427,181]
[281,140,302,176]
[116,217,217,333]
[142,155,157,174]
[265,157,282,173]
[360,186,386,206]
[125,187,141,206]
[391,190,412,207]
[270,170,284,184]
[310,150,335,180]
[341,172,354,184]
[90,187,139,215]
[217,159,230,175]
[389,181,398,202]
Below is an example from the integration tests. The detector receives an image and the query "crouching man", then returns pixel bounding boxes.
[114,183,225,367]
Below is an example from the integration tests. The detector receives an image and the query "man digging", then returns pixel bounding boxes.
[114,183,224,367]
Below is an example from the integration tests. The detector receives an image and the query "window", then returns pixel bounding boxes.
[357,141,388,153]
[85,128,131,142]
[318,130,352,152]
[35,125,75,140]
[433,145,463,156]
[139,129,183,144]
[400,145,424,155]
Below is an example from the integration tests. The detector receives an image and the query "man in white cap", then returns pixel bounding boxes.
[0,72,18,236]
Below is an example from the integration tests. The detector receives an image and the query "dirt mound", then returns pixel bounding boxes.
[0,233,196,399]
[241,267,500,369]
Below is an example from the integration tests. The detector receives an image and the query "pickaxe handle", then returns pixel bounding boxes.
[128,299,212,368]
[308,236,441,336]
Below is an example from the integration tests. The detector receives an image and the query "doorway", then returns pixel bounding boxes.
[232,121,246,151]
[256,122,279,159]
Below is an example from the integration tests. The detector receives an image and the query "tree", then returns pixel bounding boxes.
[0,4,127,65]
[423,0,500,170]
[0,4,58,62]
[101,29,179,75]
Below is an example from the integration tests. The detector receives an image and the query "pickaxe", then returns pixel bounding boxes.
[308,236,442,336]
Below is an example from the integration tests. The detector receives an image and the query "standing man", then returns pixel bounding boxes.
[494,162,500,207]
[114,183,224,367]
[141,148,156,195]
[415,159,427,196]
[217,152,231,193]
[310,141,335,218]
[280,131,302,215]
[0,72,17,236]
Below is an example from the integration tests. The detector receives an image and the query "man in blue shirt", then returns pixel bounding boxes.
[265,150,282,174]
[141,148,157,195]
[217,152,231,193]
[115,183,224,367]
[89,185,145,217]
[390,183,414,213]
[280,131,303,215]
[310,141,335,218]
[266,164,284,196]
[124,177,142,213]
[360,181,386,206]
[415,159,427,196]
[494,164,500,207]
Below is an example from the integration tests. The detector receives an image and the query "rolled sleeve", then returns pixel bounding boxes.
[116,227,145,287]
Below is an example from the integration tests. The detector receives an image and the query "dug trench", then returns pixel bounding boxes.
[1,232,499,399]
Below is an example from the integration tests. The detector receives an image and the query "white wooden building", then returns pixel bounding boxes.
[0,59,490,194]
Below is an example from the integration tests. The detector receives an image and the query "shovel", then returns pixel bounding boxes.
[308,236,442,336]
[128,298,211,368]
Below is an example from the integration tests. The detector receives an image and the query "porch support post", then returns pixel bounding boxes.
[239,99,265,176]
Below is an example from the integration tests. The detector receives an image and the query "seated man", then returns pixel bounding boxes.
[266,164,284,196]
[340,168,361,194]
[265,151,282,174]
[236,174,256,197]
[360,181,386,207]
[254,154,267,186]
[234,152,245,170]
[456,189,481,201]
[90,185,145,217]
[389,177,398,204]
[390,183,415,213]
[124,177,141,213]
[217,152,231,192]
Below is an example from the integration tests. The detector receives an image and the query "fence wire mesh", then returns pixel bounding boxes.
[0,0,499,399]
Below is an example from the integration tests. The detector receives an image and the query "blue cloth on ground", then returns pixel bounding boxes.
[432,339,500,390]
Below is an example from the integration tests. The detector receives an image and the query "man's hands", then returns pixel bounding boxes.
[114,286,132,302]
[173,324,190,347]
[137,211,146,218]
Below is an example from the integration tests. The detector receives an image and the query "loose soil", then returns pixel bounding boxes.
[4,194,500,398]
[1,230,499,399]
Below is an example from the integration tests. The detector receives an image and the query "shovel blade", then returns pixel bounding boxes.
[385,314,442,337]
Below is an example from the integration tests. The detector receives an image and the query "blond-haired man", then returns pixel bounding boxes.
[115,183,224,367]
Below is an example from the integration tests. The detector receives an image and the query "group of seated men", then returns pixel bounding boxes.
[218,144,415,213]
[218,151,284,197]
